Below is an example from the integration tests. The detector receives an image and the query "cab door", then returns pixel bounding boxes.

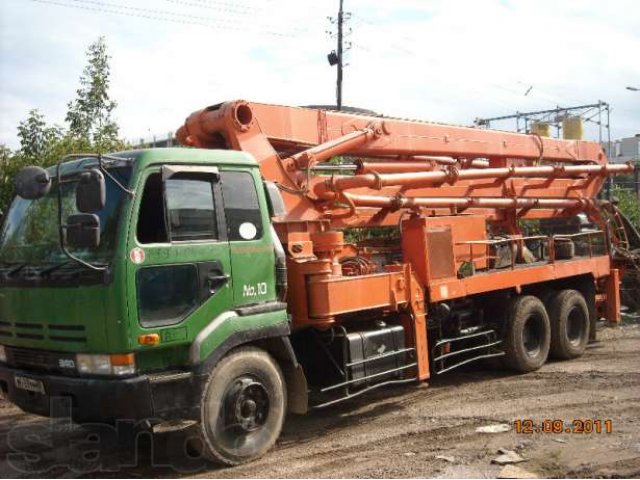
[219,169,277,308]
[126,165,233,351]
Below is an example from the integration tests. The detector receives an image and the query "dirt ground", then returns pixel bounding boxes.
[1,321,639,479]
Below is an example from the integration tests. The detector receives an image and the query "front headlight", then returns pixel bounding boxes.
[0,345,6,363]
[76,353,135,376]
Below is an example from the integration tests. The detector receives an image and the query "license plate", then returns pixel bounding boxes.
[14,375,45,394]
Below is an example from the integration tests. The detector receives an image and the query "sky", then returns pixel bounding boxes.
[0,0,639,151]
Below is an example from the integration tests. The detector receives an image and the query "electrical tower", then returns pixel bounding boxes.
[475,101,615,199]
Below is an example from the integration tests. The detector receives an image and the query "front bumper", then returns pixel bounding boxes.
[0,364,201,423]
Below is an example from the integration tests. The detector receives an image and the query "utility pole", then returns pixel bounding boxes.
[336,0,344,110]
[327,0,350,110]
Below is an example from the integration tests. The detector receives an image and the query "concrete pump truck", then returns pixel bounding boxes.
[0,100,637,465]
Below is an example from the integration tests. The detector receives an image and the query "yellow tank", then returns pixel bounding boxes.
[531,122,550,137]
[563,116,583,140]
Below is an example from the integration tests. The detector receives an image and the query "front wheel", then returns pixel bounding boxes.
[195,347,286,466]
[503,295,551,373]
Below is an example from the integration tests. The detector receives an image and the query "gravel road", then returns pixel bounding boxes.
[1,322,639,478]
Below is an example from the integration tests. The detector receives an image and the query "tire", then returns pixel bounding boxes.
[503,295,551,373]
[547,290,590,360]
[194,347,286,466]
[536,289,555,307]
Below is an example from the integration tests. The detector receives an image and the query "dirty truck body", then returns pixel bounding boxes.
[0,101,634,465]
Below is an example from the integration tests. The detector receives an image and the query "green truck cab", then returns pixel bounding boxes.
[0,148,296,465]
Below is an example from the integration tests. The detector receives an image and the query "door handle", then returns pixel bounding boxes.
[206,272,229,293]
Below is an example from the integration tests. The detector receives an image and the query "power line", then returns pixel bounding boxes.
[66,0,265,29]
[163,0,252,15]
[169,0,258,9]
[26,0,293,37]
[349,44,517,112]
[349,12,586,113]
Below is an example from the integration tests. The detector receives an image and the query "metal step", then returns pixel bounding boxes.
[432,329,504,374]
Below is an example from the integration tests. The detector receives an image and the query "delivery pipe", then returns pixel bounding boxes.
[340,193,589,210]
[316,163,634,196]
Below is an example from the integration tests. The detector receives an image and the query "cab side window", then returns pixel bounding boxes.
[136,173,218,243]
[165,177,217,241]
[137,173,167,243]
[221,171,263,241]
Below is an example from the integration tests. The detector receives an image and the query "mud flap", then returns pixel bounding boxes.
[283,364,308,415]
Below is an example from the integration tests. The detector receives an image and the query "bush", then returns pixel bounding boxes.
[614,186,640,232]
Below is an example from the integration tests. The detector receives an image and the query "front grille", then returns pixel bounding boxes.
[0,320,12,338]
[49,335,85,343]
[14,322,43,329]
[11,348,56,370]
[7,346,77,375]
[0,322,87,344]
[16,332,45,340]
[48,324,84,332]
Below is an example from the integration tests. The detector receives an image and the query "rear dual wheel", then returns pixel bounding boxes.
[547,289,589,360]
[503,295,551,373]
[502,290,589,372]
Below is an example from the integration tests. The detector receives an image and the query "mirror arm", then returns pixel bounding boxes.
[62,153,136,196]
[56,162,108,272]
[98,154,135,196]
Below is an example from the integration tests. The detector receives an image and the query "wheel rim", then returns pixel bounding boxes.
[523,313,544,357]
[224,376,270,433]
[212,375,271,454]
[566,306,585,346]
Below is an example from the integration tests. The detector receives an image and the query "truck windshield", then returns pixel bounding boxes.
[0,166,131,267]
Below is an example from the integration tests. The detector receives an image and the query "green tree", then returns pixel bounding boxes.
[0,144,17,217]
[16,109,62,162]
[65,37,119,147]
[1,38,128,217]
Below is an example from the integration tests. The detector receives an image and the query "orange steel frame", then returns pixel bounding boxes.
[176,100,634,381]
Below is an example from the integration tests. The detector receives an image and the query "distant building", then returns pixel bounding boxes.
[131,132,176,149]
[604,134,640,164]
[603,134,640,199]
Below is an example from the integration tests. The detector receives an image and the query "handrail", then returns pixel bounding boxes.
[456,235,549,246]
[454,230,606,272]
[554,230,603,239]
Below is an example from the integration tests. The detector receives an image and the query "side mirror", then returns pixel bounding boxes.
[14,166,51,200]
[65,214,101,249]
[76,169,106,213]
[264,181,287,217]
